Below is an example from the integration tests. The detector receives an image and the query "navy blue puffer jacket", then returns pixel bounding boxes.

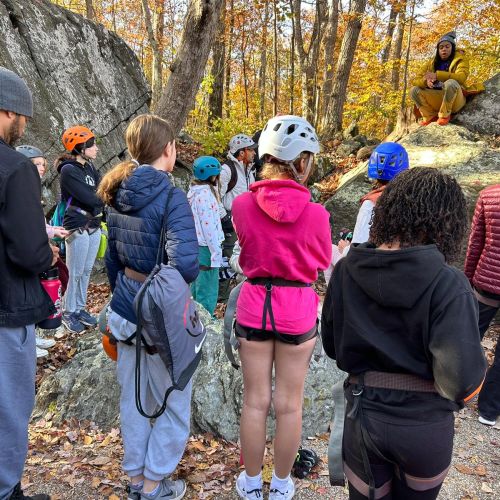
[105,165,199,324]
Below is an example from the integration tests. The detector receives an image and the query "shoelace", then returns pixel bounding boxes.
[270,488,289,496]
[247,488,263,498]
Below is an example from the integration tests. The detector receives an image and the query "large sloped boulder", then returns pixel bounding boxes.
[0,0,151,209]
[324,73,500,250]
[34,307,345,441]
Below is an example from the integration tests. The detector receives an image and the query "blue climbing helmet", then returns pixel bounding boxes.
[368,142,409,181]
[193,156,221,181]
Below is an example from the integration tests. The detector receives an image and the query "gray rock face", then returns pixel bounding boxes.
[35,307,345,441]
[325,78,500,249]
[454,73,500,136]
[0,0,151,209]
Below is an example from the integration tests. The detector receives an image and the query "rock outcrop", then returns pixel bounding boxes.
[0,0,151,208]
[34,307,344,441]
[324,73,500,253]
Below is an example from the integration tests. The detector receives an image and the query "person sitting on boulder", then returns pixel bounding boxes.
[410,31,484,126]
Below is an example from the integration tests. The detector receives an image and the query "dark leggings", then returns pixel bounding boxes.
[343,403,454,500]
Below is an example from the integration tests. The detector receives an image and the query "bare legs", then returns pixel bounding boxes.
[238,336,317,477]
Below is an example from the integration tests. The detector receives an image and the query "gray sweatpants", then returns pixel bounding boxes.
[116,342,192,481]
[0,325,36,500]
[64,228,101,314]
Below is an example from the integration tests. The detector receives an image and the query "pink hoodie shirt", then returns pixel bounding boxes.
[232,179,332,334]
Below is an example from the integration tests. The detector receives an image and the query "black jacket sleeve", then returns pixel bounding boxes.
[429,290,487,403]
[321,260,342,360]
[105,231,123,292]
[0,163,53,273]
[60,164,102,212]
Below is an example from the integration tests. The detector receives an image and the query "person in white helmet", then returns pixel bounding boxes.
[218,134,258,301]
[231,115,332,500]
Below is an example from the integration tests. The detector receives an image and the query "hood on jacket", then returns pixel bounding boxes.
[187,183,212,202]
[346,243,445,309]
[114,165,171,213]
[250,179,311,223]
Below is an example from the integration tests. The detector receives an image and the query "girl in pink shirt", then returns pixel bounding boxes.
[232,115,332,500]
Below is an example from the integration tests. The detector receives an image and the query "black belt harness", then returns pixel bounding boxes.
[247,277,312,344]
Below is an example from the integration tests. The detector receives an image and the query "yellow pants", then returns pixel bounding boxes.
[410,80,466,120]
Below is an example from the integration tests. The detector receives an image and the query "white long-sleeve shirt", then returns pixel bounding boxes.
[219,153,256,212]
[187,185,224,267]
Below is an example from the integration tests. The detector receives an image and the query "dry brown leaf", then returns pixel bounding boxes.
[89,456,112,466]
[481,483,493,494]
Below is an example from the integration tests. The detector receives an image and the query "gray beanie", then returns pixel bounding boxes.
[438,31,456,47]
[0,67,33,118]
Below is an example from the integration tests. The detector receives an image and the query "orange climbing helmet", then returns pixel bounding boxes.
[62,125,95,153]
[102,334,118,362]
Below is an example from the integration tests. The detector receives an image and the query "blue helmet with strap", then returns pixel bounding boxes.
[368,142,409,181]
[193,156,221,180]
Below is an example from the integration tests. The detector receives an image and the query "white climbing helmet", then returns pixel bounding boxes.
[258,115,320,162]
[229,134,257,155]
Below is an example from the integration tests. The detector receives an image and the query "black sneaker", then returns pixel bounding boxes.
[76,309,98,327]
[9,483,50,500]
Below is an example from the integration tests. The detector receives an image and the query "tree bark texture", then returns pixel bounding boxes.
[320,0,339,129]
[224,0,235,118]
[391,0,407,91]
[291,0,328,124]
[380,2,398,64]
[156,0,224,136]
[141,0,163,107]
[85,0,95,20]
[273,0,279,116]
[258,0,270,120]
[323,0,367,136]
[208,0,226,124]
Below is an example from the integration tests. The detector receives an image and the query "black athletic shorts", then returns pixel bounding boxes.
[235,322,318,345]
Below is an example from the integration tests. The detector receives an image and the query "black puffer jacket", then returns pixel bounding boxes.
[321,243,486,410]
[0,139,54,327]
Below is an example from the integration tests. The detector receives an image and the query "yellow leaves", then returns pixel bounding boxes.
[84,435,93,445]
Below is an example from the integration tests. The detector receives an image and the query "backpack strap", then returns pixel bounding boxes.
[223,280,244,369]
[225,159,238,194]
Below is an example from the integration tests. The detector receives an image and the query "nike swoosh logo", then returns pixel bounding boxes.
[194,329,207,354]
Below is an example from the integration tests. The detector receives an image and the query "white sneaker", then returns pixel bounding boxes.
[478,415,496,426]
[235,471,263,499]
[36,335,56,349]
[36,346,49,358]
[269,476,295,500]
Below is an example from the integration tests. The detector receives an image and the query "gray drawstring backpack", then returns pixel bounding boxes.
[133,188,207,418]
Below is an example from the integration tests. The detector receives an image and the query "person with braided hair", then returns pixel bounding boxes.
[322,168,486,499]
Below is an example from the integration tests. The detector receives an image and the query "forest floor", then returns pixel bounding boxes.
[24,282,500,499]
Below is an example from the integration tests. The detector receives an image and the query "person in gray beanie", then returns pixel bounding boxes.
[409,31,485,126]
[0,66,57,500]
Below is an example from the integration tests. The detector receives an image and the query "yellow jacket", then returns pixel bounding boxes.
[412,49,485,93]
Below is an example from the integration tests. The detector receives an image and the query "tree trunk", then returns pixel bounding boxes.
[322,0,367,136]
[380,2,397,64]
[273,0,279,116]
[391,1,407,91]
[141,0,163,107]
[401,0,416,109]
[291,0,327,124]
[156,0,224,136]
[320,0,339,129]
[208,0,226,125]
[85,0,95,20]
[241,23,250,118]
[258,0,270,120]
[224,0,235,118]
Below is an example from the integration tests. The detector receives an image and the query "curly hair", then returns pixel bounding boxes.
[370,168,467,262]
